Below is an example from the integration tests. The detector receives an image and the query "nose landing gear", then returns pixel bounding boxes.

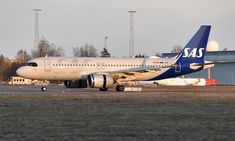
[41,86,47,91]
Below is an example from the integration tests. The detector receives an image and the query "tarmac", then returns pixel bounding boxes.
[1,84,235,94]
[0,85,235,140]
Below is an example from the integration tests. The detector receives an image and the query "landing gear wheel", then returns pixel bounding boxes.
[116,85,125,92]
[41,86,47,91]
[99,87,108,91]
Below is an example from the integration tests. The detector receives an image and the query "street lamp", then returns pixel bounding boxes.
[128,10,136,58]
[104,36,108,49]
[33,9,42,49]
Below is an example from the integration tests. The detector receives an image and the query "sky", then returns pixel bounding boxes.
[0,0,235,59]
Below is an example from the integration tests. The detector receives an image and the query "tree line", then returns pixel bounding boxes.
[0,38,111,81]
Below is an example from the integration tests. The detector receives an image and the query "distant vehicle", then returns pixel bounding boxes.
[17,25,216,91]
[154,78,220,86]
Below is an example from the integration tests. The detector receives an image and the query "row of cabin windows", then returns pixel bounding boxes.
[13,79,25,82]
[52,64,167,67]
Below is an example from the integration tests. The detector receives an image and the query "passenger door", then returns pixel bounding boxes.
[44,58,51,71]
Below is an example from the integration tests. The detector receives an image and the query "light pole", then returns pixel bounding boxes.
[33,9,41,49]
[128,10,136,58]
[104,36,108,49]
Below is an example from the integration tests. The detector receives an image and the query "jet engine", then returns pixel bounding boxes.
[87,74,114,88]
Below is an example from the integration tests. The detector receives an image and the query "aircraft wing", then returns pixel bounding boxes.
[107,66,172,82]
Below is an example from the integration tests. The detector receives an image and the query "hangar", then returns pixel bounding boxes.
[162,50,235,85]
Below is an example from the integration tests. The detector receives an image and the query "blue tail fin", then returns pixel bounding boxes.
[175,25,211,65]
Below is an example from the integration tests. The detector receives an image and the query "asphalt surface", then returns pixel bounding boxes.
[0,85,102,94]
[1,85,235,94]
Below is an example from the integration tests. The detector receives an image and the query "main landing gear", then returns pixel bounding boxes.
[116,85,125,92]
[99,87,108,91]
[99,85,125,92]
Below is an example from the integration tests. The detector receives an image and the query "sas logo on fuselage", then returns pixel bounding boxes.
[182,48,204,58]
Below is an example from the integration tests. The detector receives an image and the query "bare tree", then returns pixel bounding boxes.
[171,46,183,53]
[4,60,23,81]
[15,49,30,62]
[0,54,5,81]
[31,38,65,58]
[73,47,80,57]
[73,46,86,57]
[73,44,98,57]
[88,44,98,57]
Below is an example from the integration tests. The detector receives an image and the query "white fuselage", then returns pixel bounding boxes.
[17,57,175,82]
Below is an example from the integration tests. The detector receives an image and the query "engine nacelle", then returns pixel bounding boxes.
[88,74,114,88]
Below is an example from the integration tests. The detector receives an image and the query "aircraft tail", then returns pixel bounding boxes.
[175,25,211,65]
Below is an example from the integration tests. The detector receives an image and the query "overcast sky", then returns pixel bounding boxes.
[0,0,235,59]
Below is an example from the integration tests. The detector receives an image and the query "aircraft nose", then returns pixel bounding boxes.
[16,67,25,77]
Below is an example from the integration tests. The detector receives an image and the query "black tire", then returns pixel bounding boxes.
[116,85,125,92]
[41,86,47,91]
[99,87,108,91]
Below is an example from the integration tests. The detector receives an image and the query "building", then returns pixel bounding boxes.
[9,76,32,85]
[162,51,235,85]
[9,76,48,85]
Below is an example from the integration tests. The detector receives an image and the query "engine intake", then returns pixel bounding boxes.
[88,74,113,88]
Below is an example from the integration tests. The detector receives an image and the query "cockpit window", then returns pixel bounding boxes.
[27,62,38,67]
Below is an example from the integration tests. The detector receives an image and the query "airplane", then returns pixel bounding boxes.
[16,25,215,91]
